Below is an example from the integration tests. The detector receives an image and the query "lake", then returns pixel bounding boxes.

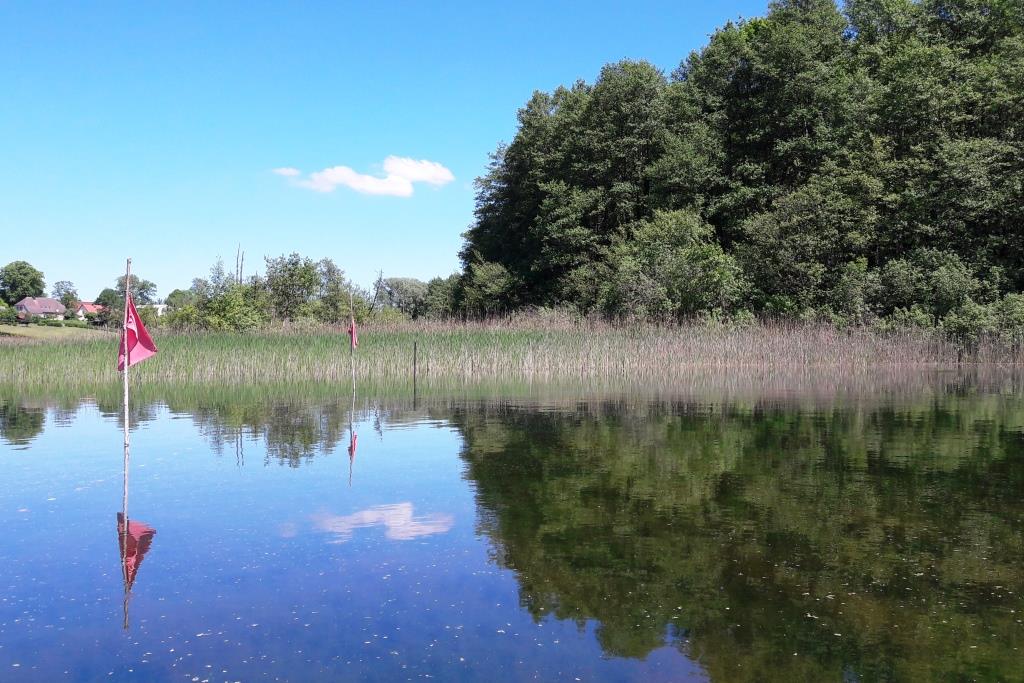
[1,379,1023,682]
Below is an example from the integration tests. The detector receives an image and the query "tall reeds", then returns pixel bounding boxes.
[1,318,1020,390]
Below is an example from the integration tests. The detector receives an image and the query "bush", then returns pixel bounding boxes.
[877,249,981,318]
[995,294,1024,348]
[0,307,16,324]
[940,300,996,348]
[877,305,935,332]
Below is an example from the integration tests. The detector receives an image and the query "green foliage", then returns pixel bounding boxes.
[994,293,1024,346]
[116,274,157,305]
[379,277,429,318]
[165,257,364,331]
[0,307,17,324]
[315,258,351,324]
[264,253,319,320]
[165,288,195,310]
[0,261,45,305]
[940,299,997,347]
[422,275,461,319]
[461,261,517,316]
[95,288,119,308]
[50,280,78,309]
[455,0,1024,343]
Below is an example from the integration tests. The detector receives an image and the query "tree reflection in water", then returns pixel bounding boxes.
[3,386,1023,679]
[452,399,1024,681]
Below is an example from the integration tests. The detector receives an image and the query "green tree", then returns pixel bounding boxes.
[115,274,157,305]
[423,274,461,318]
[461,261,517,316]
[380,277,429,318]
[264,253,319,320]
[51,280,78,309]
[0,261,45,305]
[165,288,196,310]
[315,258,352,324]
[455,0,1024,328]
[95,288,119,309]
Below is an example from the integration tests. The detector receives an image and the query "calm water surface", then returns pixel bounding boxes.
[1,387,1023,682]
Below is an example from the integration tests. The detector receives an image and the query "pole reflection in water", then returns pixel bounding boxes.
[348,370,358,488]
[117,387,155,631]
[116,511,155,631]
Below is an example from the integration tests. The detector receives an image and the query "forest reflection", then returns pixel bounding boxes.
[452,400,1024,680]
[2,383,1023,680]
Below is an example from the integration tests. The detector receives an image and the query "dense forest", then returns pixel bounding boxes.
[457,0,1024,335]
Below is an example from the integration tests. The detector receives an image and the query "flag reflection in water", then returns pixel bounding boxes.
[117,512,156,630]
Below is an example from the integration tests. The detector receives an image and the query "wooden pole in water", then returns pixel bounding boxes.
[121,257,131,630]
[348,288,355,487]
[349,289,355,387]
[122,257,131,521]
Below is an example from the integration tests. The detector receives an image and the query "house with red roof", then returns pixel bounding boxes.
[14,297,67,320]
[74,301,106,321]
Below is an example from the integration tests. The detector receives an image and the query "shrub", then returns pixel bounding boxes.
[940,300,996,348]
[995,294,1024,348]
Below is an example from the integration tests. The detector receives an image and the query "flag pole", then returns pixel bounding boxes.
[349,288,355,383]
[348,288,355,487]
[122,258,131,521]
[121,257,131,630]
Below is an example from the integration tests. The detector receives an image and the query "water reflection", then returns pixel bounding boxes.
[0,401,45,447]
[312,503,454,543]
[116,512,156,630]
[1,383,1023,681]
[454,401,1024,679]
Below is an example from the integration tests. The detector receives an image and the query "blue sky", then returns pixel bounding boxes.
[1,1,768,300]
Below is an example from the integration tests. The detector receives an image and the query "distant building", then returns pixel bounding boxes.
[74,302,106,321]
[14,297,66,320]
[143,304,168,317]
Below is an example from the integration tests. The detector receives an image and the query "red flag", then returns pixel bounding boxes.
[117,513,156,591]
[347,316,358,349]
[117,294,158,370]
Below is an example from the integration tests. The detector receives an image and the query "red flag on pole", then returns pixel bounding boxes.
[118,294,158,370]
[347,316,358,349]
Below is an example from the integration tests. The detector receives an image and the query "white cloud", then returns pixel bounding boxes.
[299,165,415,196]
[382,156,455,186]
[276,156,454,197]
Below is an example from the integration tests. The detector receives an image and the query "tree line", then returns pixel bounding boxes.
[456,0,1024,341]
[0,256,455,330]
[5,0,1022,342]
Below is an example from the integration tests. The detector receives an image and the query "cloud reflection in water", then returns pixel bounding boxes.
[312,503,453,543]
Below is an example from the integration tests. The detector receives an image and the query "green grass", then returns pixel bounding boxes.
[0,319,1019,392]
[0,323,105,341]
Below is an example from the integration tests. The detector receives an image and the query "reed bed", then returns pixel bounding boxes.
[0,319,1020,390]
